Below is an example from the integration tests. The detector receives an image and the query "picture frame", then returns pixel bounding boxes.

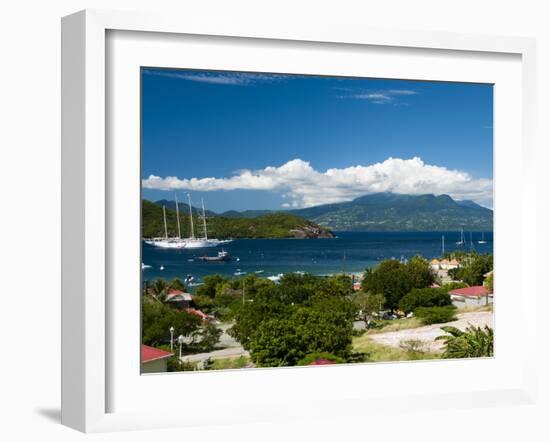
[61,9,537,433]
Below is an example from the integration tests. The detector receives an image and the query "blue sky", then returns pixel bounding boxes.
[141,68,493,212]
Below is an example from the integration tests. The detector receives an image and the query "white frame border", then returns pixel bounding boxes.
[61,9,537,433]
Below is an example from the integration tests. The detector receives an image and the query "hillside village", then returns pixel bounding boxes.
[141,251,494,373]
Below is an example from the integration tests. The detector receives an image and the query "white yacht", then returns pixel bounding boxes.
[144,199,187,249]
[182,195,232,248]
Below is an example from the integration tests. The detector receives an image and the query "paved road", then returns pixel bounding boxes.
[180,322,248,364]
[368,311,494,352]
[181,346,250,364]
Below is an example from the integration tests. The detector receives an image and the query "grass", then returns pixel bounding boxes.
[352,335,440,362]
[456,304,494,314]
[207,355,251,370]
[367,316,423,334]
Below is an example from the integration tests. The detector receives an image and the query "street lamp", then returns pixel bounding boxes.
[169,326,175,351]
[177,334,185,360]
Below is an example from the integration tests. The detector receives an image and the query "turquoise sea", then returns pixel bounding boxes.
[141,231,493,287]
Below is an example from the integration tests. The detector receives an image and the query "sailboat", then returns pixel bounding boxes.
[478,232,487,244]
[144,199,187,249]
[181,195,231,248]
[455,227,466,246]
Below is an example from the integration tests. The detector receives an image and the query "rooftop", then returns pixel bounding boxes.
[141,344,173,363]
[449,286,490,297]
[308,358,336,366]
[165,292,193,302]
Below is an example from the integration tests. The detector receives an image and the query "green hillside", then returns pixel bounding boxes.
[142,200,333,239]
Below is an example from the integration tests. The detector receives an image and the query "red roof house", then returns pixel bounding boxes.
[164,290,194,309]
[141,344,173,373]
[448,286,493,308]
[448,286,490,297]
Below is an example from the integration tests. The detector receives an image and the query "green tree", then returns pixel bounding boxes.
[436,325,494,358]
[192,294,214,313]
[362,258,435,311]
[247,307,354,367]
[228,291,289,349]
[405,256,435,288]
[362,260,416,311]
[399,288,452,314]
[451,253,493,286]
[169,277,187,292]
[192,323,222,352]
[317,274,353,297]
[142,301,201,346]
[229,274,356,367]
[248,318,302,366]
[194,274,229,298]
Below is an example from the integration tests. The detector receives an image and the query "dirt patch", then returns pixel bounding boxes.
[368,311,494,352]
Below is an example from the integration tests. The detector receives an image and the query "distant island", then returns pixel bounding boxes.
[142,200,334,239]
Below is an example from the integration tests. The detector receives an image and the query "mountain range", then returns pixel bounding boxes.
[154,193,492,232]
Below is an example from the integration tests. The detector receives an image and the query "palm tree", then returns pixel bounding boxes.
[436,324,494,358]
[152,279,168,303]
[169,277,187,292]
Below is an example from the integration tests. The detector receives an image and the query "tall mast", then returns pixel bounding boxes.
[175,194,181,239]
[162,205,168,240]
[442,234,445,256]
[187,194,195,239]
[201,198,208,240]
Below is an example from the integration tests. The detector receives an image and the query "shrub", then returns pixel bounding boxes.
[398,339,427,353]
[398,339,429,360]
[414,305,457,325]
[166,356,198,372]
[399,288,452,314]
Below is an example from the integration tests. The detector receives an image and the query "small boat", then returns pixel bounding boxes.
[254,270,264,274]
[234,269,247,276]
[159,265,164,271]
[141,263,151,270]
[478,232,487,244]
[198,249,231,262]
[456,227,466,246]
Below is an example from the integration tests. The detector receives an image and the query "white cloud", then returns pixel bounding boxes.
[142,69,286,86]
[143,157,493,208]
[342,89,418,104]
